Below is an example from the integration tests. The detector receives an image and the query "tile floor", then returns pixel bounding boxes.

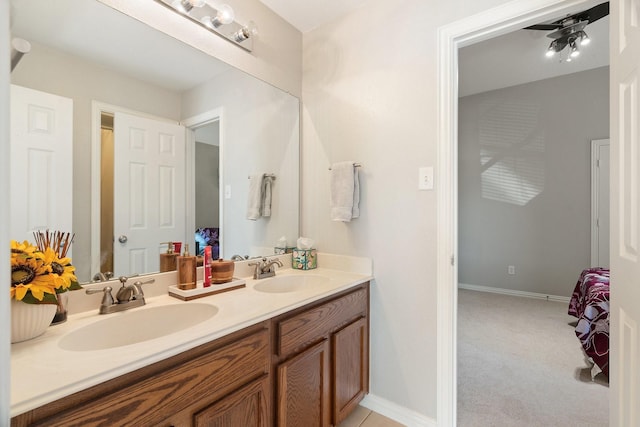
[338,406,406,427]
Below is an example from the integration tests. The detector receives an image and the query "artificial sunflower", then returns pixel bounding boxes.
[10,252,58,304]
[40,247,79,291]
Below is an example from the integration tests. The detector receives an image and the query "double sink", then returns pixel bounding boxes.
[58,274,330,352]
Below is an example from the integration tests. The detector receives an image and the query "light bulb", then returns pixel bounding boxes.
[581,35,591,46]
[216,4,235,25]
[233,20,258,42]
[172,0,205,12]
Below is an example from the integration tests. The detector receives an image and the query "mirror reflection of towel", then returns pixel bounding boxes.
[262,175,273,217]
[247,174,262,220]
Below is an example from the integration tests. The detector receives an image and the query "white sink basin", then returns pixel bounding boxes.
[59,303,218,351]
[253,275,329,293]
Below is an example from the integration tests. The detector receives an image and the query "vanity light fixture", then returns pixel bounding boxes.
[155,0,256,51]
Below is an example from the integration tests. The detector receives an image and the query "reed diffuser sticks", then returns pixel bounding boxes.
[33,230,75,257]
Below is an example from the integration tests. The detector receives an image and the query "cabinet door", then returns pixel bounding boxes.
[332,317,369,425]
[277,340,330,427]
[193,375,270,427]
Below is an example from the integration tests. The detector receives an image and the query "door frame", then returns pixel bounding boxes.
[181,108,224,259]
[591,138,610,266]
[436,0,596,424]
[90,101,184,278]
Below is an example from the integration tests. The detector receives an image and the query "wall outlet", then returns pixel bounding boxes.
[508,265,515,275]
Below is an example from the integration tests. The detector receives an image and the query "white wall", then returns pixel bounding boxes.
[458,67,609,296]
[11,41,183,282]
[301,0,516,420]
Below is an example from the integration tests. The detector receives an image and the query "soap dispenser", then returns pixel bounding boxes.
[159,242,178,272]
[177,243,197,290]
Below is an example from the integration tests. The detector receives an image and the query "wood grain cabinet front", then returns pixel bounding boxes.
[272,282,370,427]
[11,322,270,427]
[11,282,370,427]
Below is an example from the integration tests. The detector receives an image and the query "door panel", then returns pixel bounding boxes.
[113,112,185,277]
[611,0,640,424]
[10,85,73,246]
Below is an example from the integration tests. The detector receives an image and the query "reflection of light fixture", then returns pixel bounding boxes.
[203,4,235,28]
[233,21,258,42]
[155,0,257,51]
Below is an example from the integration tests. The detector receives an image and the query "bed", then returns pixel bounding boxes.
[568,267,610,378]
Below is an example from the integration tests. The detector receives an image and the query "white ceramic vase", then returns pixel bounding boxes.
[11,300,57,343]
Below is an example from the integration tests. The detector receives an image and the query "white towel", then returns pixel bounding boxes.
[262,175,273,217]
[247,174,262,220]
[330,161,357,222]
[352,166,360,219]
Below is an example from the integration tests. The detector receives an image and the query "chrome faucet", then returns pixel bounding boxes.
[248,257,283,279]
[92,271,114,282]
[86,276,155,314]
[231,254,247,261]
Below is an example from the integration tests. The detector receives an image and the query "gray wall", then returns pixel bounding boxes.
[458,66,609,297]
[195,140,220,230]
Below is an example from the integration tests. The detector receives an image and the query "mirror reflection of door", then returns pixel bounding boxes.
[194,120,221,258]
[98,110,187,278]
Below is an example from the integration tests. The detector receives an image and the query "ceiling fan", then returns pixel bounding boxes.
[525,2,609,61]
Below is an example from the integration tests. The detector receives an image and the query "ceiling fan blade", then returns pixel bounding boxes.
[580,2,610,24]
[524,24,562,31]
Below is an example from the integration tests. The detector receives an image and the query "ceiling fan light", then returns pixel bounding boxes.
[581,34,591,46]
[545,48,556,58]
[570,48,580,58]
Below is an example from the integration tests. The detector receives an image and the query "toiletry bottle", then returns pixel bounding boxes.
[177,243,197,290]
[203,246,212,288]
[160,242,178,272]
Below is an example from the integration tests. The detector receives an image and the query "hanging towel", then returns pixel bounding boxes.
[352,166,360,219]
[261,175,273,217]
[247,174,262,220]
[330,161,357,222]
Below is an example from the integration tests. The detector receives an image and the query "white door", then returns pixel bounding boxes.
[591,139,610,267]
[10,85,73,246]
[610,0,640,424]
[113,112,185,277]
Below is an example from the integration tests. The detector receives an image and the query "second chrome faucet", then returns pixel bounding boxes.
[249,257,283,280]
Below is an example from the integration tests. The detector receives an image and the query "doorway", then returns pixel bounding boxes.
[435,0,606,424]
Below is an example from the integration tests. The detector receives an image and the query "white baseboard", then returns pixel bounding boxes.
[360,394,437,427]
[458,283,570,303]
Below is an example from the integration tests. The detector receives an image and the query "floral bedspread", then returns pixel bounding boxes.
[568,267,610,378]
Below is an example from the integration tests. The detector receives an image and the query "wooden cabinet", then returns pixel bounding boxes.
[11,322,271,427]
[277,340,331,427]
[11,281,369,427]
[273,283,370,427]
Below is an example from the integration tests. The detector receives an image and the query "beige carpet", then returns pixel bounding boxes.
[457,289,609,426]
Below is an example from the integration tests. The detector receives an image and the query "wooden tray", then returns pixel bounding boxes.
[168,278,246,301]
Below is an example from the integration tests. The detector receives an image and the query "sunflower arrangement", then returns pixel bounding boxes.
[10,231,81,305]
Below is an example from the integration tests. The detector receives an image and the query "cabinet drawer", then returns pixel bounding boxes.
[277,287,367,357]
[27,326,270,427]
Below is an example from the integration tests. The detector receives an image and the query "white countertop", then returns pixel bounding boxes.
[11,257,372,417]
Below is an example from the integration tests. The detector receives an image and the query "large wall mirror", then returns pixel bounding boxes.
[10,0,300,283]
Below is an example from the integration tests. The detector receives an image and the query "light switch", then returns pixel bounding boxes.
[419,166,434,190]
[224,185,232,199]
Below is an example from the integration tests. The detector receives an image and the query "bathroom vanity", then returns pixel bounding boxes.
[10,257,371,427]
